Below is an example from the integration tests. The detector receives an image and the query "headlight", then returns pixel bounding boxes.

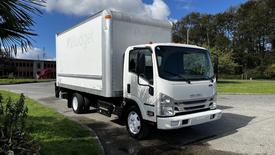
[209,94,217,110]
[159,94,175,116]
[209,102,217,110]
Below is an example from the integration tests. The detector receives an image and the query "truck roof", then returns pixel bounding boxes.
[57,9,172,36]
[130,43,208,50]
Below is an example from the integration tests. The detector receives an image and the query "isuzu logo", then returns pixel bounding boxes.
[190,94,202,98]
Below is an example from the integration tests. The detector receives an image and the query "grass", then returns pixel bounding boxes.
[0,90,101,155]
[0,78,54,85]
[217,79,275,94]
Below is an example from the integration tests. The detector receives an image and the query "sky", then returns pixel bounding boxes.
[17,0,247,60]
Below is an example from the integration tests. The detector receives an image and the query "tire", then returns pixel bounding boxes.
[83,96,91,112]
[55,86,60,98]
[72,93,84,114]
[126,106,150,139]
[67,95,72,108]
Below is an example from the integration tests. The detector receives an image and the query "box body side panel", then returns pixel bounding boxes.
[56,15,104,95]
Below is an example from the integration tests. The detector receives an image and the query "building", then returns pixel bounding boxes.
[0,58,56,79]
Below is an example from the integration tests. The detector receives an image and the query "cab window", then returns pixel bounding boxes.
[129,50,138,74]
[137,49,153,85]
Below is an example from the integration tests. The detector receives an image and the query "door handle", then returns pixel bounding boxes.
[149,86,154,96]
[127,84,130,93]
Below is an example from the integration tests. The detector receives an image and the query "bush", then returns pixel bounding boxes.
[0,94,40,155]
[264,64,275,79]
[246,67,265,79]
[219,74,242,79]
[243,65,275,79]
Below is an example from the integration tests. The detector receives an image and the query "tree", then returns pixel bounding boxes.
[209,47,238,74]
[213,8,237,50]
[0,0,43,57]
[172,0,275,77]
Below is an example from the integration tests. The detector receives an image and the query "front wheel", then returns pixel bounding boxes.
[126,106,150,139]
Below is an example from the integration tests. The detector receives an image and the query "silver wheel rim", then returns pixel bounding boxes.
[59,91,62,99]
[127,111,141,135]
[72,96,78,111]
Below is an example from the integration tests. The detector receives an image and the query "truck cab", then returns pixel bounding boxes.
[123,43,222,138]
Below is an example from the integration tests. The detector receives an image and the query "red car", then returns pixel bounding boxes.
[37,68,54,79]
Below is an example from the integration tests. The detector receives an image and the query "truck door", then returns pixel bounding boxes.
[126,48,156,122]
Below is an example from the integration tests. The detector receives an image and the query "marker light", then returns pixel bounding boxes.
[105,15,112,19]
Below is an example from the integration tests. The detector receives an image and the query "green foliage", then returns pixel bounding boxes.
[264,64,275,79]
[246,67,265,79]
[0,78,53,85]
[209,46,238,74]
[0,93,40,154]
[0,90,101,155]
[219,74,242,79]
[0,0,44,57]
[240,64,275,79]
[218,80,275,94]
[173,0,275,77]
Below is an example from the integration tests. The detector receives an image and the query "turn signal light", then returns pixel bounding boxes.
[105,15,112,19]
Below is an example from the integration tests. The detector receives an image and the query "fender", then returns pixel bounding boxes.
[121,98,155,123]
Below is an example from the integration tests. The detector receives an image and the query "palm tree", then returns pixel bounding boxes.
[0,0,43,57]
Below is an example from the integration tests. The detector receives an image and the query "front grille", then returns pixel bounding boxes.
[184,105,205,110]
[175,98,209,113]
[176,99,207,105]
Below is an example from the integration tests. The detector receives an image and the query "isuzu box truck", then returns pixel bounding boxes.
[55,10,222,139]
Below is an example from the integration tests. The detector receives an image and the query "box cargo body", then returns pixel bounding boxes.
[56,10,172,97]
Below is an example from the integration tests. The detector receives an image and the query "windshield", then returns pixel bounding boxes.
[155,46,214,81]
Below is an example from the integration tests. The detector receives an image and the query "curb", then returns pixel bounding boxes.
[0,80,55,86]
[218,93,275,95]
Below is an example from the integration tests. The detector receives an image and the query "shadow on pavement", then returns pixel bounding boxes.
[72,112,254,155]
[217,105,234,110]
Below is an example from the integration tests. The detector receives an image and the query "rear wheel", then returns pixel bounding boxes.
[126,106,150,139]
[67,96,72,108]
[55,85,60,98]
[72,93,84,114]
[83,96,91,112]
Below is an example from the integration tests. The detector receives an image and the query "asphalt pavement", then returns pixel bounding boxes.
[0,82,275,155]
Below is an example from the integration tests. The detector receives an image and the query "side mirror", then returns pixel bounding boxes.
[138,75,154,96]
[138,74,149,86]
[213,54,219,79]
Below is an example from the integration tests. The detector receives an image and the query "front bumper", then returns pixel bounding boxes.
[157,109,222,130]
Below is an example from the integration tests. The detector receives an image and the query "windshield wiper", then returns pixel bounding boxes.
[164,70,191,84]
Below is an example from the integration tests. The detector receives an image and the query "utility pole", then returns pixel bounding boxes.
[207,30,210,48]
[42,47,46,60]
[207,17,211,48]
[187,28,190,44]
[186,15,191,44]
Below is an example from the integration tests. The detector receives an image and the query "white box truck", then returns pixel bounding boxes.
[55,10,222,139]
